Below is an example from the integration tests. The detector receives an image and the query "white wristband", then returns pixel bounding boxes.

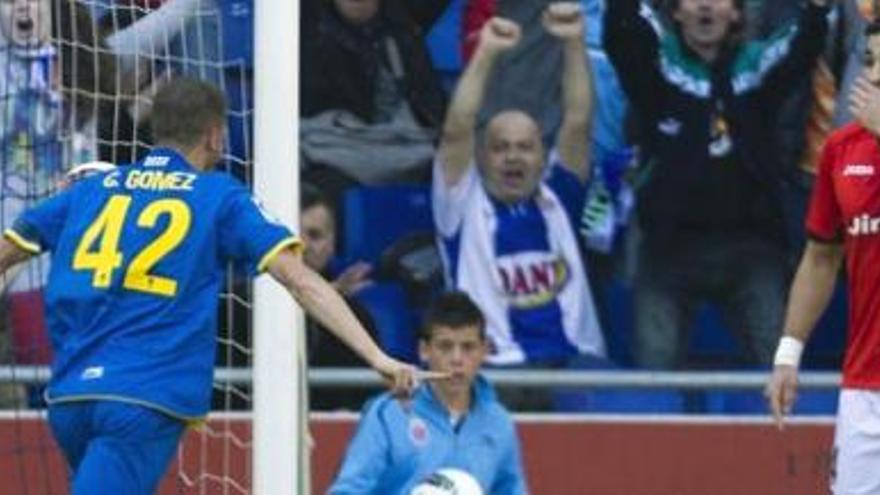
[773,336,805,368]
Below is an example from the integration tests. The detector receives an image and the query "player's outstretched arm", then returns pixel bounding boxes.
[765,240,843,429]
[267,249,436,395]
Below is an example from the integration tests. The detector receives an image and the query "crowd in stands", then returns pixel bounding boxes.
[0,0,859,412]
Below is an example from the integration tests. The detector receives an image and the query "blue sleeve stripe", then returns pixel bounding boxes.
[4,229,42,254]
[257,236,303,272]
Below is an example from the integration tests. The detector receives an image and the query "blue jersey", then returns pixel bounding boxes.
[432,156,605,365]
[4,148,298,419]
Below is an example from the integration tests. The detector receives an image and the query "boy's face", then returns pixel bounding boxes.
[0,0,51,47]
[419,325,487,396]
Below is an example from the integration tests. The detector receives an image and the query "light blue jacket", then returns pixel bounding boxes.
[328,376,528,494]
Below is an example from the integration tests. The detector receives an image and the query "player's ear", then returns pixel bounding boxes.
[206,121,225,155]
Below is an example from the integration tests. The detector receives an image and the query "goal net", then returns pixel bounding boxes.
[0,0,299,492]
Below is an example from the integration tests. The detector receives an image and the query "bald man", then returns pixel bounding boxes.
[432,3,605,384]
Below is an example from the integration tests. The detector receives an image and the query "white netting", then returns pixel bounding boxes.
[0,0,259,492]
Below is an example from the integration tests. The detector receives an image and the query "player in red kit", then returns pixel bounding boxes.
[766,20,880,495]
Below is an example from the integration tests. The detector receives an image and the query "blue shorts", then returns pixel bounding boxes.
[48,401,186,495]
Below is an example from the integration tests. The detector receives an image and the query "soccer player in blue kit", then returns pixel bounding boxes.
[0,78,425,494]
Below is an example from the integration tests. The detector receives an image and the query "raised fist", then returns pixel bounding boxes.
[479,17,522,54]
[543,2,585,40]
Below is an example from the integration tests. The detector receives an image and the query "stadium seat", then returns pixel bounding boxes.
[688,305,740,367]
[703,389,838,415]
[224,68,251,176]
[703,390,765,415]
[601,279,635,367]
[342,185,434,266]
[342,186,437,363]
[802,284,847,370]
[793,389,839,415]
[426,0,465,92]
[552,356,685,413]
[354,282,418,363]
[597,283,742,368]
[688,283,847,370]
[553,388,685,414]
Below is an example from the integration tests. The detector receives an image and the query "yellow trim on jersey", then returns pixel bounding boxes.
[257,236,303,273]
[44,393,204,425]
[4,229,42,254]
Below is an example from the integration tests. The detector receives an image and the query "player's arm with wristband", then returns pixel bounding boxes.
[765,239,843,429]
[267,248,443,396]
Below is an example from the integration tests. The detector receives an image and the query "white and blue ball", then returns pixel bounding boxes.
[410,468,484,495]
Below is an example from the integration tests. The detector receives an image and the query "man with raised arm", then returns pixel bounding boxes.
[605,0,832,369]
[0,77,424,495]
[433,2,605,382]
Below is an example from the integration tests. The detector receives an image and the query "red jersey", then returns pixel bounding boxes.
[807,122,880,388]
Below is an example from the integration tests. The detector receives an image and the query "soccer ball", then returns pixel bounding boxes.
[410,468,484,495]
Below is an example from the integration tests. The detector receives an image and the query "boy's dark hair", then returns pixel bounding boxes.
[301,182,333,213]
[866,19,880,37]
[151,78,227,149]
[419,291,486,341]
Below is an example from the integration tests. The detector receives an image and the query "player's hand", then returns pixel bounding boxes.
[849,76,880,135]
[478,17,522,55]
[542,2,585,40]
[332,261,372,296]
[764,365,799,431]
[372,354,449,399]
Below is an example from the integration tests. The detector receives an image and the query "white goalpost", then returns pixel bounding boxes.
[253,0,305,493]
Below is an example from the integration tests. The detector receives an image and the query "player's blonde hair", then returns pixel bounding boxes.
[151,78,227,149]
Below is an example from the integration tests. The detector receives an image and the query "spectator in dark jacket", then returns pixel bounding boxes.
[300,0,451,202]
[604,0,831,369]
